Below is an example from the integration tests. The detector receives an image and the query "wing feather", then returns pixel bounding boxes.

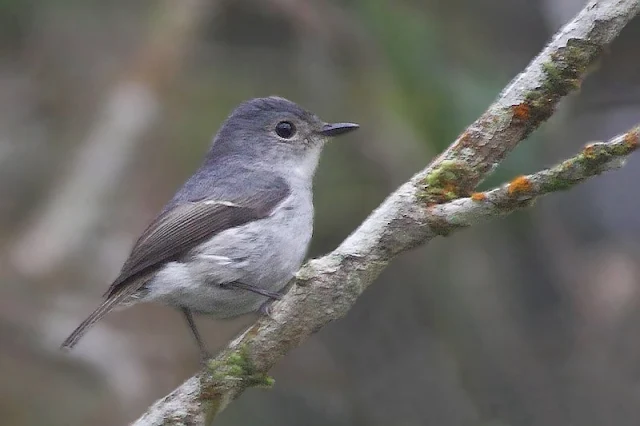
[105,176,290,297]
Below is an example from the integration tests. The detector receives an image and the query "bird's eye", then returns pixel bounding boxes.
[275,121,296,139]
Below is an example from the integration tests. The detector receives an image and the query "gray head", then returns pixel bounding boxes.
[206,96,359,179]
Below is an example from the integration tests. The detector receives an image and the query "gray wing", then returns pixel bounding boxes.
[105,176,290,298]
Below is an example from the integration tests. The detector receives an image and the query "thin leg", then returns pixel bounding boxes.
[180,308,211,362]
[259,298,277,318]
[221,281,283,300]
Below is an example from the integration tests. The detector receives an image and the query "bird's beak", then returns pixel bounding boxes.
[319,122,360,137]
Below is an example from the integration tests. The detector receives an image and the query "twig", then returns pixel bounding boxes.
[131,0,640,424]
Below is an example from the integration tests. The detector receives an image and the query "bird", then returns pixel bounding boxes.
[60,96,359,359]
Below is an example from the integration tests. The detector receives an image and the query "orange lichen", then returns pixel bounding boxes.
[624,130,639,149]
[457,131,472,147]
[583,143,597,159]
[512,103,530,120]
[507,175,533,195]
[471,192,486,201]
[443,183,457,194]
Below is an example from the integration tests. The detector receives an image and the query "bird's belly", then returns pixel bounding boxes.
[144,203,312,318]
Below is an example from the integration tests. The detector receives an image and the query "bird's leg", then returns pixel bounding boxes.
[180,308,211,362]
[259,298,277,318]
[221,281,283,300]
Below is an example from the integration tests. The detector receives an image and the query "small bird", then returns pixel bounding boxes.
[61,96,358,359]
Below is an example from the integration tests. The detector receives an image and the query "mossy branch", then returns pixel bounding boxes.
[131,1,640,425]
[427,127,639,231]
[413,0,640,194]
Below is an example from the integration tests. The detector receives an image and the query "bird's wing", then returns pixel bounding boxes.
[105,176,290,298]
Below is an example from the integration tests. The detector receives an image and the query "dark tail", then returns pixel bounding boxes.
[61,284,142,350]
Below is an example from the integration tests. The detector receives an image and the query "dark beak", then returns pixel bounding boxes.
[320,122,360,137]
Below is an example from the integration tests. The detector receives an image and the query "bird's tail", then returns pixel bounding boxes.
[60,286,141,350]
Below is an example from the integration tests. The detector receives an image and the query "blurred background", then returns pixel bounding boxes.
[1,0,640,425]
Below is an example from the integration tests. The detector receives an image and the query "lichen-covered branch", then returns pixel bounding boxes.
[415,0,640,199]
[427,127,639,233]
[131,1,640,425]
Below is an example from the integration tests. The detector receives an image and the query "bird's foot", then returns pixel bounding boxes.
[259,298,278,318]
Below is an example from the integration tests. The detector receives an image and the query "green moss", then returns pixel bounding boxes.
[574,143,623,172]
[425,160,459,186]
[520,38,602,136]
[199,345,276,422]
[205,344,275,391]
[612,139,637,156]
[543,39,599,95]
[227,365,244,376]
[540,174,573,192]
[418,160,475,204]
[539,140,637,193]
[541,62,564,89]
[227,352,243,366]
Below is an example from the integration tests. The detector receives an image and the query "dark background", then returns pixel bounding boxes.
[2,1,640,425]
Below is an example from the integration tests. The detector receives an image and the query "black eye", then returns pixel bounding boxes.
[275,121,296,139]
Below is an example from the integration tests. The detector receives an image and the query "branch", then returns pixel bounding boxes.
[132,1,640,424]
[427,127,639,233]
